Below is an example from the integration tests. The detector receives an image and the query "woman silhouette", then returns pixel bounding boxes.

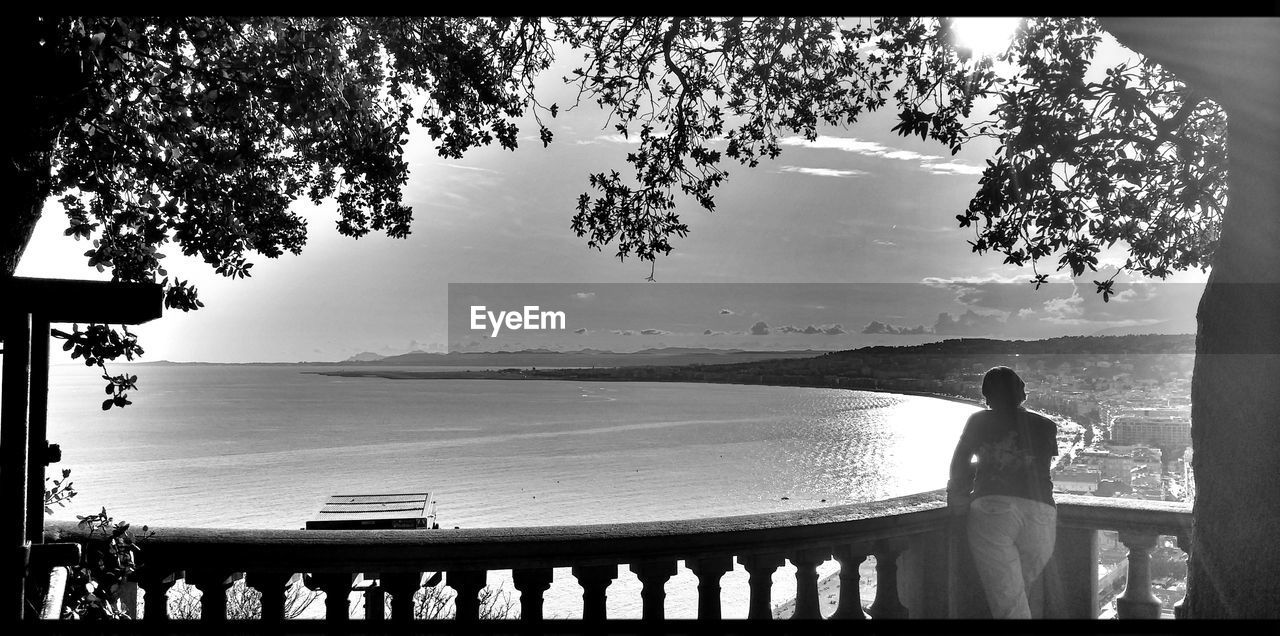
[948,366,1059,619]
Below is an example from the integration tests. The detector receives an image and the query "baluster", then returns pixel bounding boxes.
[512,568,553,620]
[1116,532,1161,619]
[868,544,909,619]
[186,570,235,622]
[245,572,291,622]
[737,553,784,620]
[830,545,869,619]
[382,572,423,622]
[789,549,828,619]
[307,572,355,622]
[445,570,486,621]
[1050,526,1099,618]
[137,568,178,621]
[1173,533,1191,619]
[363,575,385,622]
[629,560,676,620]
[117,580,140,619]
[687,556,733,620]
[571,564,617,621]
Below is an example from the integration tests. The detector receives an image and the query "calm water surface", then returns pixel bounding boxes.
[45,363,979,618]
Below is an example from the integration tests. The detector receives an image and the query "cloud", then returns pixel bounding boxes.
[996,278,1200,331]
[438,163,500,174]
[779,135,983,177]
[1016,282,1178,330]
[749,321,770,335]
[778,165,868,178]
[412,161,504,211]
[573,292,596,300]
[862,321,889,334]
[922,274,1046,316]
[437,191,470,205]
[862,321,928,335]
[923,162,985,176]
[1110,289,1139,303]
[863,312,1016,338]
[1041,293,1086,323]
[1110,281,1157,304]
[576,134,632,145]
[779,136,940,163]
[933,309,1008,336]
[776,323,848,335]
[922,274,1025,286]
[573,328,589,335]
[719,308,735,315]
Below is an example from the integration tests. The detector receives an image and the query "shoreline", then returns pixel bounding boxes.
[305,368,987,409]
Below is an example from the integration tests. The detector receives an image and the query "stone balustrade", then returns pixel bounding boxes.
[38,490,1191,623]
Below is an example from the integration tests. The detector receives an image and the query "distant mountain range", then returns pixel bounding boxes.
[1090,317,1198,337]
[336,347,825,368]
[835,333,1195,357]
[133,334,1197,366]
[333,334,1196,368]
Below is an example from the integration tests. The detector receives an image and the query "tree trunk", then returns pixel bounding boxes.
[1185,88,1280,620]
[1099,18,1280,618]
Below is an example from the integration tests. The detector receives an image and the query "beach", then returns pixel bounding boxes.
[772,560,879,619]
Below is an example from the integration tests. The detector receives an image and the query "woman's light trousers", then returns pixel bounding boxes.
[967,494,1057,619]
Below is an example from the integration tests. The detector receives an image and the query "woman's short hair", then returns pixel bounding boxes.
[982,366,1026,409]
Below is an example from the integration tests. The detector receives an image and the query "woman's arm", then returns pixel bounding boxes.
[947,417,978,508]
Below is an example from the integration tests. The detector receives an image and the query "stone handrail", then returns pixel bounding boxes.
[39,490,1192,622]
[1054,494,1193,619]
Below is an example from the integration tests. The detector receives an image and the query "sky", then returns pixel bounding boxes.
[16,21,1207,362]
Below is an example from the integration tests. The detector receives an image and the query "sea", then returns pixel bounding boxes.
[44,363,980,619]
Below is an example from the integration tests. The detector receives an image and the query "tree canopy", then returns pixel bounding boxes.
[558,17,1224,294]
[9,16,1225,401]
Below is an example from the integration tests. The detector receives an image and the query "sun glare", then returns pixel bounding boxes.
[951,17,1022,58]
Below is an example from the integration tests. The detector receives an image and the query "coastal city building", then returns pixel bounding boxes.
[1111,408,1192,447]
[1053,467,1101,494]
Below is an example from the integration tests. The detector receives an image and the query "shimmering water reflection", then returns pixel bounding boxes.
[46,364,979,618]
